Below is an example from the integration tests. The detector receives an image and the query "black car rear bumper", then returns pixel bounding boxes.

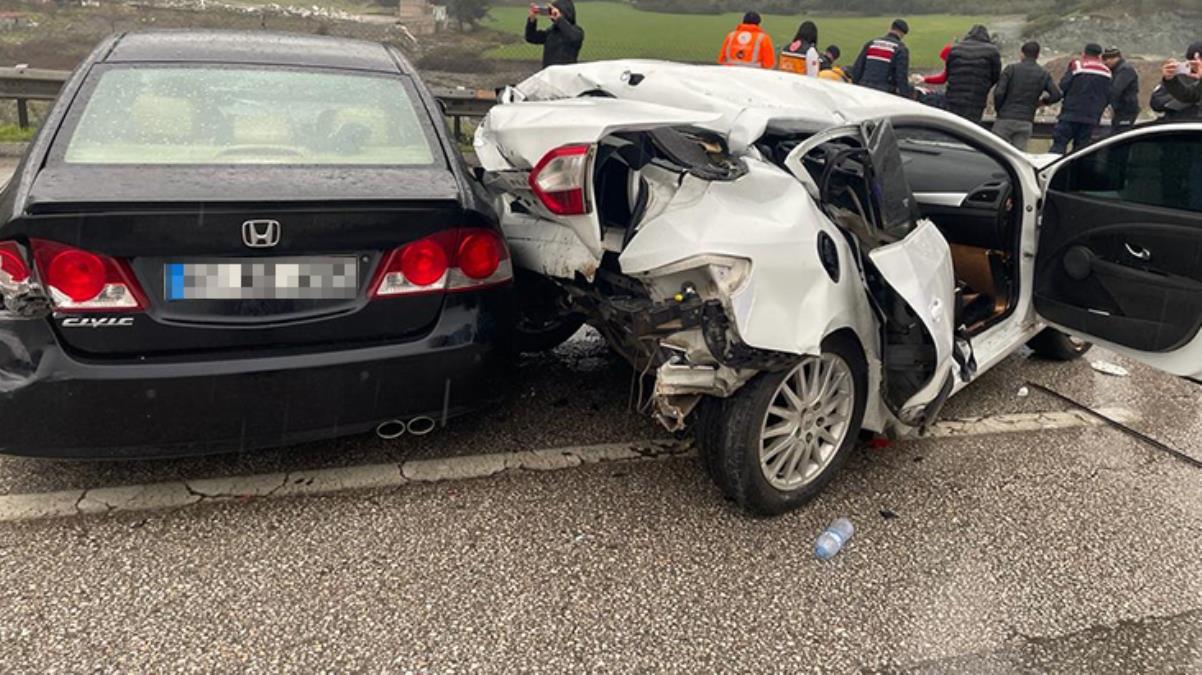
[0,292,512,459]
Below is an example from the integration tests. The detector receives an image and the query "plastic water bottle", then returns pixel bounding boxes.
[815,518,855,560]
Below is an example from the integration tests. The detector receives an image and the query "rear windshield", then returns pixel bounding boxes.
[59,65,439,166]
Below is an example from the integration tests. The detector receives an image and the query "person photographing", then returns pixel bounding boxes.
[1160,49,1202,110]
[526,1,584,68]
[1151,42,1202,120]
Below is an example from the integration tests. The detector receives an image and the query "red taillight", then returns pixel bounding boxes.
[47,249,105,302]
[0,241,30,284]
[457,232,501,280]
[372,228,512,299]
[30,240,146,312]
[399,238,450,287]
[529,144,592,216]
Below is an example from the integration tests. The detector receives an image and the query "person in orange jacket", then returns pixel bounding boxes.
[718,12,776,69]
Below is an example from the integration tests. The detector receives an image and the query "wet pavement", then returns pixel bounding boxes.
[0,327,1199,671]
[1,164,1200,670]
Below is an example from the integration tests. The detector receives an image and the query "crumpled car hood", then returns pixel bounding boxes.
[474,97,721,172]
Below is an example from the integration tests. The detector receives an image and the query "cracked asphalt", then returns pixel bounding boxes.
[1,164,1201,670]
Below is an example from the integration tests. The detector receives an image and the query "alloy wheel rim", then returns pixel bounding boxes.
[758,353,854,491]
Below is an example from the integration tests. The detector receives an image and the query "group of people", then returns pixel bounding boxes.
[717,12,850,82]
[715,13,1202,154]
[521,4,1202,155]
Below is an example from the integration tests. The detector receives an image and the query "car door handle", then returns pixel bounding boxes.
[1125,243,1151,261]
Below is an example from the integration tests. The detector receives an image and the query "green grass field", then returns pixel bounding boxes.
[483,2,990,69]
[0,124,36,143]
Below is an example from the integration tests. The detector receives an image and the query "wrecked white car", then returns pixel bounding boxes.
[475,61,1202,514]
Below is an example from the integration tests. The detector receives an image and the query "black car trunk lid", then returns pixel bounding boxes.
[13,200,473,358]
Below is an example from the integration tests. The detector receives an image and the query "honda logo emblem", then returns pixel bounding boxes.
[242,220,281,248]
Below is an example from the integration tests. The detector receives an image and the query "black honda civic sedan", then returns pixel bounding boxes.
[0,31,513,458]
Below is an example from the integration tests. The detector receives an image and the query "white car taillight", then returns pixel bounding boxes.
[372,228,513,298]
[0,241,31,293]
[528,144,593,216]
[30,239,146,312]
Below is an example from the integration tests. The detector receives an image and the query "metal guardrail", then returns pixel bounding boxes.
[0,66,68,128]
[1,66,1082,142]
[0,66,498,136]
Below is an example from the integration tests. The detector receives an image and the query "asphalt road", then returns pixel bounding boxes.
[1,161,1200,670]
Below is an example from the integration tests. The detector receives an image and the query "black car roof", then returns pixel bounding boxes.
[103,30,406,73]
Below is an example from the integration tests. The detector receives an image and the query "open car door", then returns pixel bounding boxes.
[785,120,960,429]
[1034,123,1202,378]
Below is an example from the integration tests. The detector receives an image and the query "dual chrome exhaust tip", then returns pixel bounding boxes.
[375,416,438,440]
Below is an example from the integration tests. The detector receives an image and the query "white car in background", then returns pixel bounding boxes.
[475,60,1202,515]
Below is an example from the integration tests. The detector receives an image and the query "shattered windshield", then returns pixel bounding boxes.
[59,66,439,166]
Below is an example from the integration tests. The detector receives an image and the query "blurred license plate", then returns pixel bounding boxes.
[165,258,358,301]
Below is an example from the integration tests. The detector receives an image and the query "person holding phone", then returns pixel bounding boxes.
[1160,44,1202,112]
[526,0,584,68]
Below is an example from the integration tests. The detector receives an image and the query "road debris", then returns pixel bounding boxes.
[815,518,855,560]
[1090,361,1130,378]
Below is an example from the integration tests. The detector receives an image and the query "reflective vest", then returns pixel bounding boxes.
[719,24,775,69]
[779,41,817,75]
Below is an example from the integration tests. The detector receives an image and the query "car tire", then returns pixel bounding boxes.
[696,334,867,517]
[512,270,586,353]
[693,395,735,499]
[1026,328,1093,361]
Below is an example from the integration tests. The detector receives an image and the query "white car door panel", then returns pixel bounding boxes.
[1034,123,1202,378]
[787,120,959,425]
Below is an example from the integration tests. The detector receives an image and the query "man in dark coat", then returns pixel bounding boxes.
[1151,41,1202,121]
[525,0,584,68]
[851,19,913,97]
[1103,47,1140,135]
[944,25,1001,123]
[992,41,1061,150]
[1159,52,1202,211]
[1050,43,1112,154]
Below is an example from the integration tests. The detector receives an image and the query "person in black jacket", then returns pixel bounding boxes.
[1161,51,1202,107]
[851,19,913,97]
[992,41,1061,150]
[944,25,1001,123]
[1151,42,1202,121]
[1159,53,1202,211]
[1103,47,1140,135]
[1051,43,1112,154]
[525,0,584,68]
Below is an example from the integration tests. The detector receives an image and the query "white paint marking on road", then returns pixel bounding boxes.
[0,408,1138,523]
[922,407,1139,439]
